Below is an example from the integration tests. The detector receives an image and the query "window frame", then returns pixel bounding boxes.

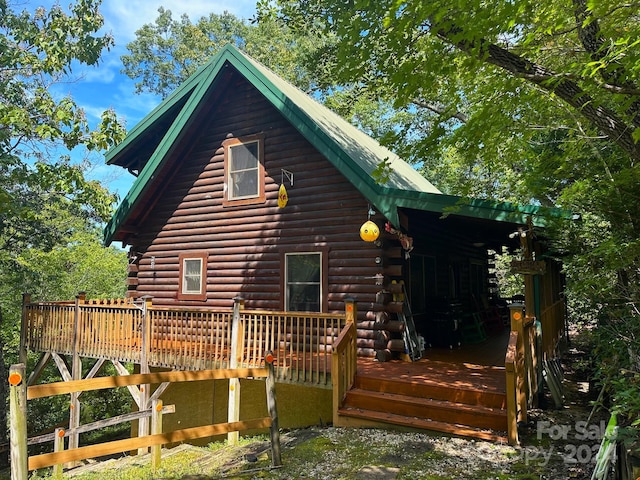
[177,252,208,301]
[282,250,328,313]
[222,135,265,206]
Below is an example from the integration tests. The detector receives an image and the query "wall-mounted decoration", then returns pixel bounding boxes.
[385,222,413,257]
[278,169,293,208]
[360,206,380,242]
[278,183,288,208]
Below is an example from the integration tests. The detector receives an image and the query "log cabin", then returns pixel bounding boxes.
[23,44,568,448]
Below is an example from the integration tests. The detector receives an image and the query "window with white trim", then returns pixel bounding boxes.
[285,252,322,312]
[223,136,265,205]
[178,252,207,300]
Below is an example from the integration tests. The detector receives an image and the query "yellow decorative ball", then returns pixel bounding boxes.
[360,220,380,242]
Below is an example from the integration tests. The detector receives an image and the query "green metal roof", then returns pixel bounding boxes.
[104,44,562,246]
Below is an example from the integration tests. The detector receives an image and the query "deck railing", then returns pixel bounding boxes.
[504,304,539,445]
[22,294,348,387]
[331,301,358,426]
[505,331,521,445]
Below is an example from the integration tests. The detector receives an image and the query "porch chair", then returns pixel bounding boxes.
[473,295,504,333]
[460,312,488,344]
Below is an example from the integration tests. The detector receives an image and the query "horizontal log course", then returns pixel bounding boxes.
[375,349,393,362]
[357,347,377,358]
[356,338,388,350]
[385,282,404,294]
[365,311,390,323]
[382,247,404,259]
[383,265,403,277]
[387,339,406,351]
[385,302,404,314]
[365,303,386,313]
[259,333,336,346]
[355,329,387,340]
[248,340,334,354]
[357,320,405,333]
[375,291,393,305]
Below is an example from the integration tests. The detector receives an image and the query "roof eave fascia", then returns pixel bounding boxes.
[104,51,233,246]
[104,62,213,166]
[373,188,571,228]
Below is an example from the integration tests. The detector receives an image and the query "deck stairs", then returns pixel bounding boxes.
[337,360,509,442]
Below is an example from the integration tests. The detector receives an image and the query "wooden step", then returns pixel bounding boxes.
[343,389,507,432]
[354,375,507,409]
[337,407,508,443]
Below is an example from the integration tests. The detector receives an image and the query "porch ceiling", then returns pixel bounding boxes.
[402,207,526,252]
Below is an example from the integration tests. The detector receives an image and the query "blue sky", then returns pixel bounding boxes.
[35,0,258,198]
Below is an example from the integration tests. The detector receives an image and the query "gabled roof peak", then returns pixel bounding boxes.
[104,44,562,246]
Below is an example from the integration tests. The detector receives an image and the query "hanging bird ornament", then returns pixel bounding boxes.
[360,205,380,242]
[278,169,293,208]
[278,183,288,208]
[360,220,380,242]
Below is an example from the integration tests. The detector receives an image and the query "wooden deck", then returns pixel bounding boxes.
[338,331,511,442]
[22,296,527,444]
[358,330,509,389]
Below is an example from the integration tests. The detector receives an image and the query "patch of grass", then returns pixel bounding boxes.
[9,424,595,479]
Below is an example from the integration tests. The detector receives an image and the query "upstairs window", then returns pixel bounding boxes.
[223,136,265,206]
[178,252,207,301]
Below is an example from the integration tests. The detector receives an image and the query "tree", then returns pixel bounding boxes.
[265,0,640,425]
[1,0,126,247]
[0,0,126,463]
[265,1,638,194]
[121,8,318,98]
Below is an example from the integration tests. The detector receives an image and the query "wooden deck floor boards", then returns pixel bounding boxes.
[356,331,509,394]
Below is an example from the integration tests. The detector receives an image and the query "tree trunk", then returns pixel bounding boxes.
[0,307,8,468]
[435,25,640,163]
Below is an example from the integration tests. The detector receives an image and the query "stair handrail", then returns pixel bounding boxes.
[331,300,358,426]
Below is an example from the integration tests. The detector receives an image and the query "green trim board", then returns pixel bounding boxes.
[104,44,565,246]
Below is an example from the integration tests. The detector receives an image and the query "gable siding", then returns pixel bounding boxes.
[127,71,382,314]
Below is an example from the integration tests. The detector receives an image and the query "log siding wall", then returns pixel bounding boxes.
[126,69,383,316]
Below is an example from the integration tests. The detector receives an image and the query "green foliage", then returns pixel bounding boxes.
[0,0,128,465]
[266,0,640,427]
[121,8,319,98]
[0,0,126,244]
[1,211,128,446]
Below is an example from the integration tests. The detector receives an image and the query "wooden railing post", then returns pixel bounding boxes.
[264,352,281,467]
[9,364,27,480]
[509,303,527,423]
[68,292,86,457]
[504,332,519,446]
[151,399,163,471]
[344,297,356,324]
[52,428,65,477]
[332,298,358,427]
[228,297,244,446]
[344,298,357,383]
[140,295,153,376]
[20,294,30,365]
[138,296,153,454]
